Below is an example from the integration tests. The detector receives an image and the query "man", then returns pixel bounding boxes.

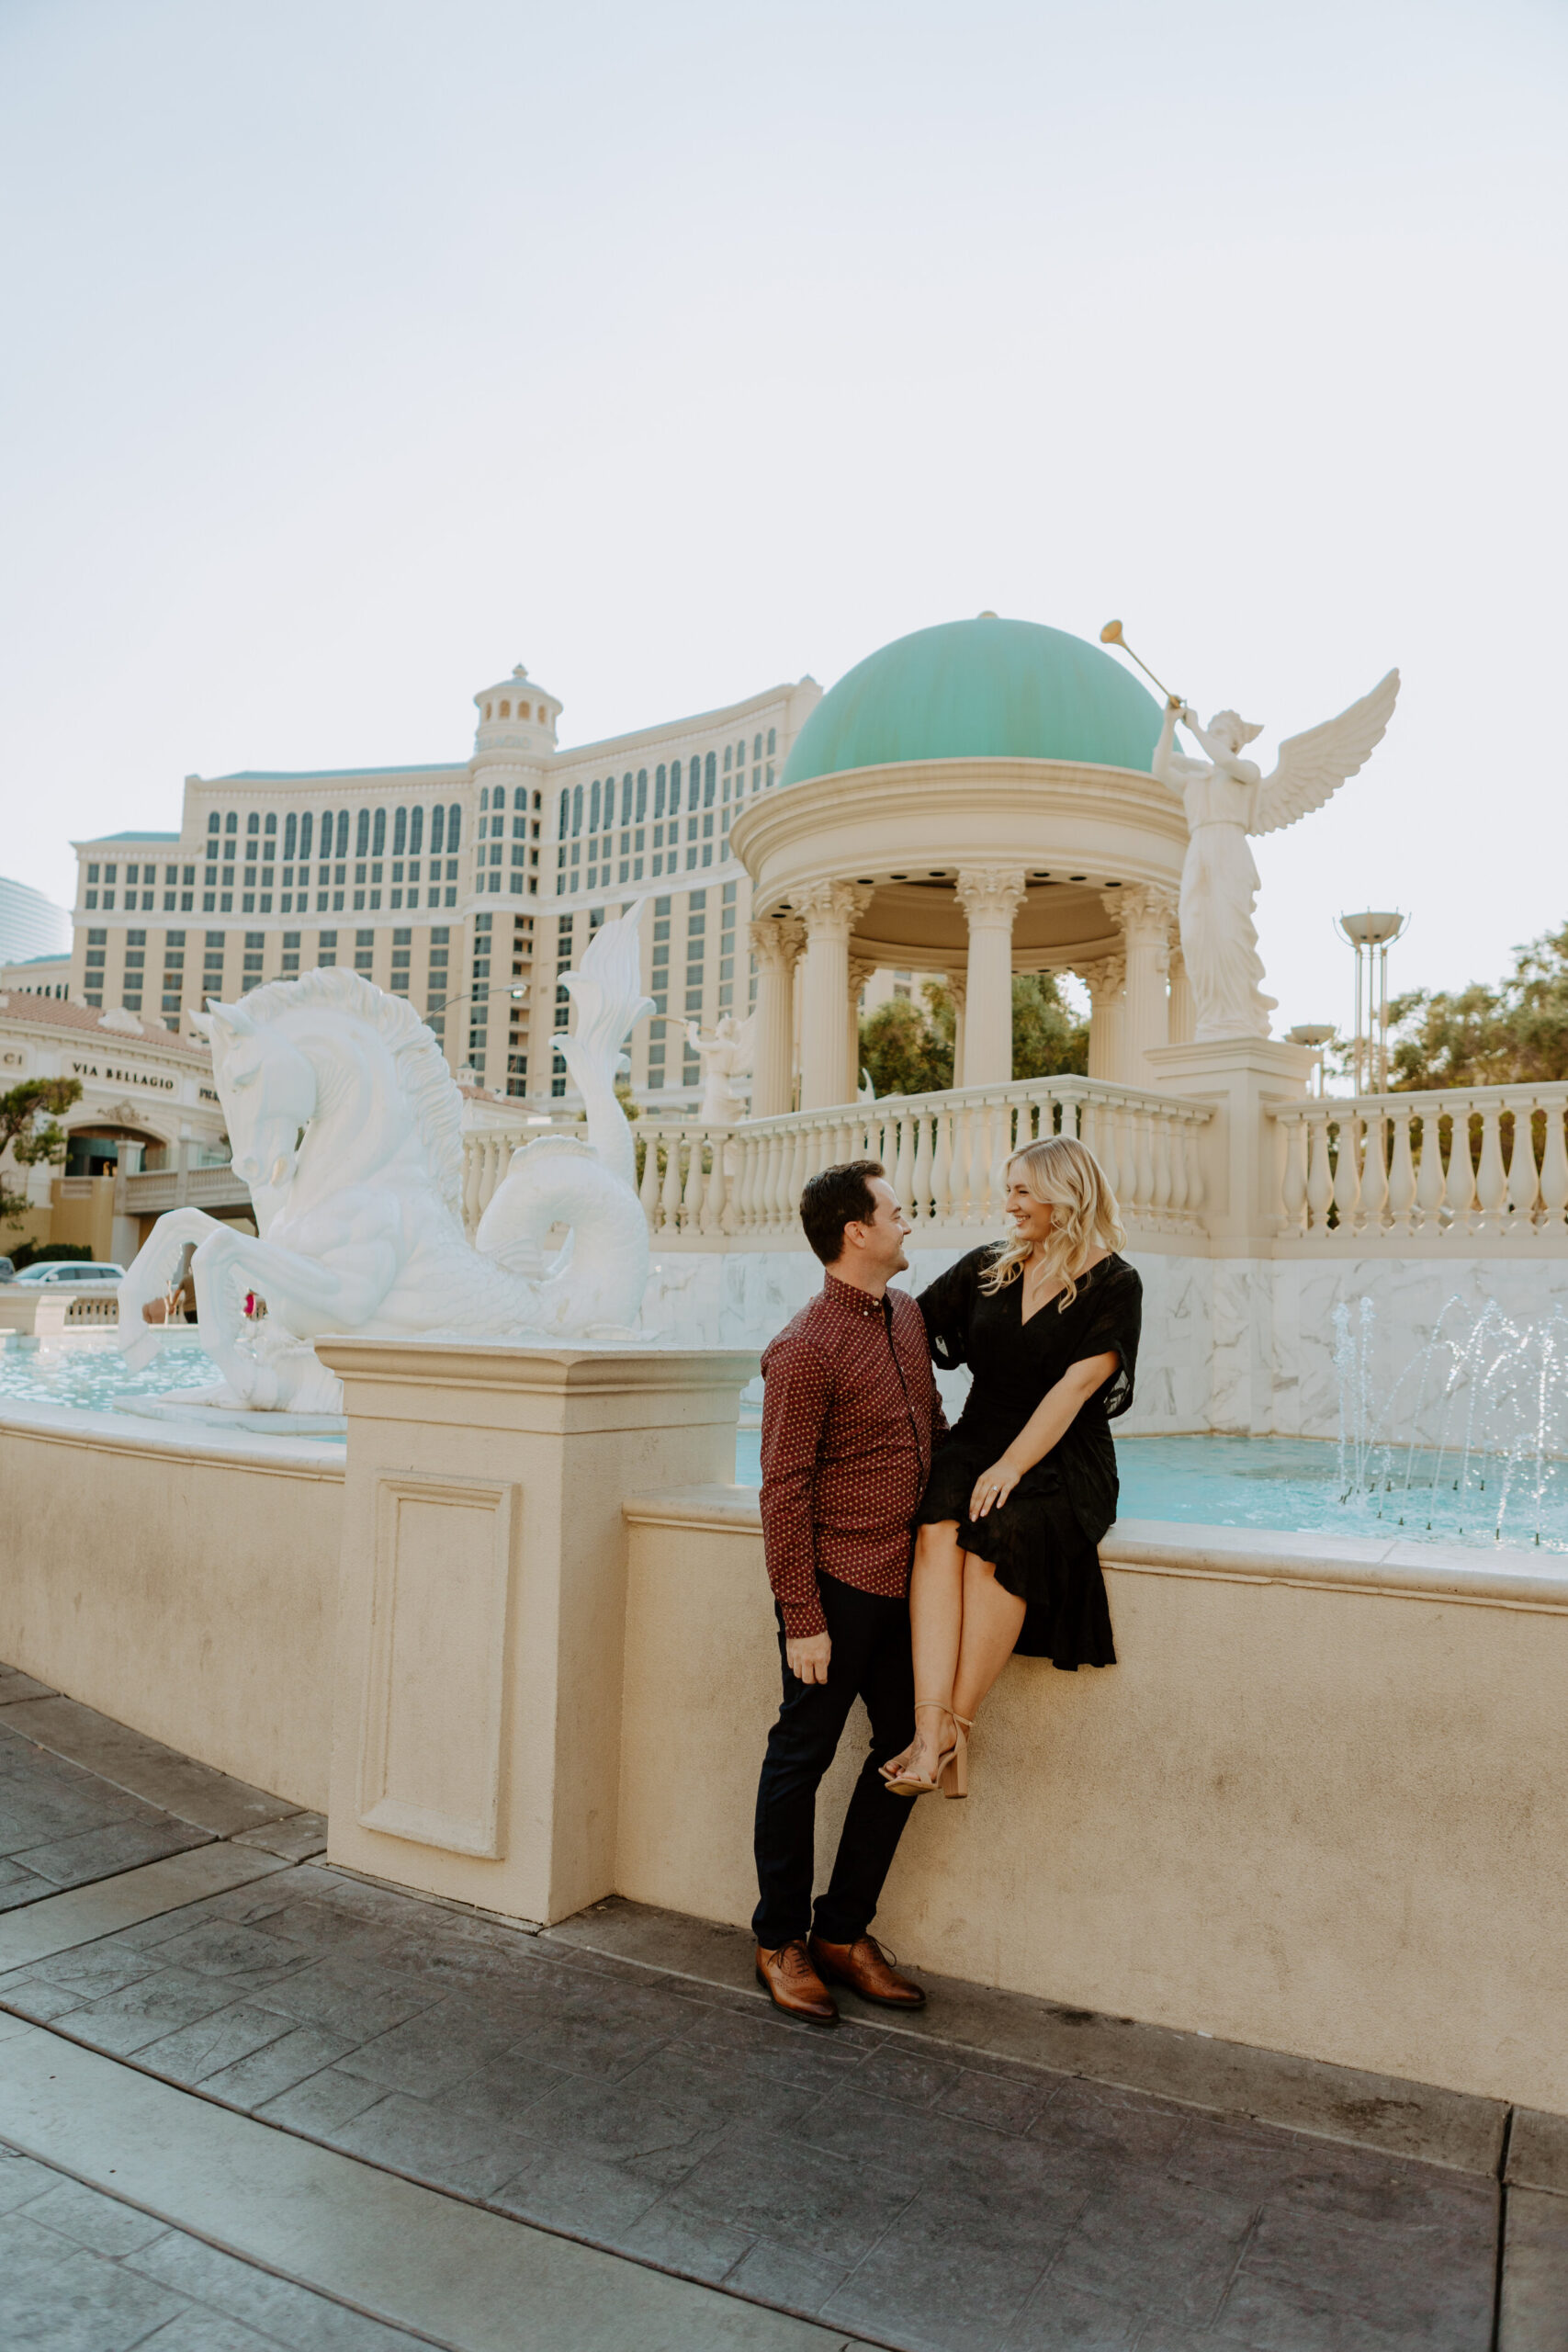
[753,1159,944,2024]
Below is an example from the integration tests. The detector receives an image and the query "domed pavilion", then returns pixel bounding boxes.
[729,614,1193,1114]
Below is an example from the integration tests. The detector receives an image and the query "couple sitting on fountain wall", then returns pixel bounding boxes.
[752,1137,1142,2022]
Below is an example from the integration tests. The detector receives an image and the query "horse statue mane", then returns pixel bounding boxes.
[197,965,466,1212]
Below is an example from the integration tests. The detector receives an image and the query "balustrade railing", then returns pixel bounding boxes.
[1272,1086,1568,1242]
[636,1079,1210,1243]
[456,1077,1213,1241]
[460,1080,1211,1245]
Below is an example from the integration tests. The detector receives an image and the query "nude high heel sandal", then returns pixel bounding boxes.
[886,1703,964,1798]
[941,1714,974,1800]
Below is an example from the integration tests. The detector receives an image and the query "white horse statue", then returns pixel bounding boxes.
[119,908,655,1412]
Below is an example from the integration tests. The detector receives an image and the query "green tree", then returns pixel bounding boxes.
[857,972,1088,1096]
[1390,922,1568,1090]
[0,1078,83,1231]
[1011,972,1089,1081]
[858,989,952,1097]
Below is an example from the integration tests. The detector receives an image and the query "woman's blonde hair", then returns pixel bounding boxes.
[980,1135,1125,1306]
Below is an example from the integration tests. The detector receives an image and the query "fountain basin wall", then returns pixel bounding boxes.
[621,1488,1568,2112]
[0,1403,341,1810]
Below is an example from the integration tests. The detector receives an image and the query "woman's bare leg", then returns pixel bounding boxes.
[881,1521,964,1781]
[952,1553,1027,1724]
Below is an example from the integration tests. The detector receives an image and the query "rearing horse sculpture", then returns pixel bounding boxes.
[119,907,654,1412]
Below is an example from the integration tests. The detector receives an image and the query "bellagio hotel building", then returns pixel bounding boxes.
[67,664,823,1108]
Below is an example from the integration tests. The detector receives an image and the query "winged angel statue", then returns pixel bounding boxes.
[1151,671,1401,1040]
[118,906,655,1414]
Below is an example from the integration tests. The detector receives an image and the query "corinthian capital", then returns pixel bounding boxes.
[1073,954,1126,1005]
[1102,884,1178,944]
[795,880,873,941]
[954,866,1027,930]
[750,915,807,971]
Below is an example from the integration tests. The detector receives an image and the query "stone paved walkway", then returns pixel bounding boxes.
[0,1671,1557,2349]
[1,2136,438,2350]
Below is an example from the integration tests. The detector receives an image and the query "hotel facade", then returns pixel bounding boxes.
[64,664,824,1109]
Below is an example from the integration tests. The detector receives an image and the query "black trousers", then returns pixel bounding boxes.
[752,1571,917,1950]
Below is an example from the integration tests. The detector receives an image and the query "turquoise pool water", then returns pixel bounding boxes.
[731,1426,1568,1552]
[6,1337,1563,1550]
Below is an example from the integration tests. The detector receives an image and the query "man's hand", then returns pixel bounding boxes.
[785,1631,832,1685]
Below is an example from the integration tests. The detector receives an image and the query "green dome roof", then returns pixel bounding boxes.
[781,616,1164,786]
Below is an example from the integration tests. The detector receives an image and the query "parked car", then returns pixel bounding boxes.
[7,1261,127,1285]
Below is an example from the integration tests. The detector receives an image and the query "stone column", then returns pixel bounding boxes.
[955,868,1026,1088]
[948,976,966,1089]
[847,957,875,1099]
[748,917,804,1118]
[321,1338,758,1925]
[797,882,871,1109]
[1076,956,1127,1082]
[1168,943,1196,1046]
[1104,887,1178,1085]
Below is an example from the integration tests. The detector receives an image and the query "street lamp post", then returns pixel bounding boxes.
[1335,911,1408,1096]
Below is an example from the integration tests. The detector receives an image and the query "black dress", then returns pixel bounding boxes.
[914,1248,1143,1670]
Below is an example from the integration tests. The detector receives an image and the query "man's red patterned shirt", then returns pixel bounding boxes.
[759,1272,946,1637]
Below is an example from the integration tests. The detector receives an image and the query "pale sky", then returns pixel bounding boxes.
[3,0,1564,1036]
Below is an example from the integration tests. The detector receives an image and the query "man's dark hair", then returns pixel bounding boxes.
[799,1159,886,1266]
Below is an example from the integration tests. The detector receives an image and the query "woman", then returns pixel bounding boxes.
[882,1135,1141,1797]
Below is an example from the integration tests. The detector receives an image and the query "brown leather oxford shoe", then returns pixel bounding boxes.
[755,1939,838,2024]
[809,1933,927,2009]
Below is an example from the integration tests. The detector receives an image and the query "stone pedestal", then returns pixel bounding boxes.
[318,1339,757,1926]
[1145,1036,1315,1250]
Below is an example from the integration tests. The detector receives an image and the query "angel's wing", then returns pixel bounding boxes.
[1250,669,1400,837]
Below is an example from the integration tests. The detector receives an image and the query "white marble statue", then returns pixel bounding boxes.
[1152,671,1400,1040]
[682,1012,754,1125]
[118,908,656,1411]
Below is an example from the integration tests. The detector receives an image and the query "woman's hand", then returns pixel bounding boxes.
[969,1456,1022,1520]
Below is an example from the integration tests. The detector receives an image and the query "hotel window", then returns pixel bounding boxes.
[393,807,407,856]
[409,806,423,854]
[281,930,301,974]
[355,809,370,857]
[446,803,461,852]
[354,930,374,974]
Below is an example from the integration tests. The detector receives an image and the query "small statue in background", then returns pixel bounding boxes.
[683,1012,754,1125]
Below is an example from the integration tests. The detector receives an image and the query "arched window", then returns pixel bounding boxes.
[225,810,238,834]
[558,789,569,835]
[431,805,446,856]
[355,809,370,857]
[513,786,526,809]
[336,810,350,858]
[392,807,407,856]
[321,810,333,856]
[372,808,386,856]
[264,812,276,836]
[500,700,511,718]
[519,702,531,720]
[767,727,776,754]
[670,759,682,815]
[247,810,260,835]
[637,768,648,820]
[571,785,582,836]
[479,786,489,812]
[299,811,313,861]
[446,802,461,851]
[409,806,423,854]
[655,764,666,818]
[484,702,492,720]
[208,811,220,835]
[284,814,298,860]
[590,779,601,832]
[618,773,630,823]
[705,752,716,805]
[723,745,732,774]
